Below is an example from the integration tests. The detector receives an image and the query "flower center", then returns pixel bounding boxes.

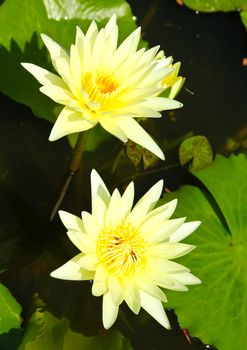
[95,75,119,94]
[96,224,147,276]
[82,72,119,106]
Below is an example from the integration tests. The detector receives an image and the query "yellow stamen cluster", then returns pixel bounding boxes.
[82,72,120,108]
[97,224,147,276]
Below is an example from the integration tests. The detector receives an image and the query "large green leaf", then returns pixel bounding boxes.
[18,309,132,350]
[159,154,247,350]
[0,0,136,123]
[0,283,22,334]
[183,0,247,12]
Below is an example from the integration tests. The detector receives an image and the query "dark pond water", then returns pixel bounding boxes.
[0,0,246,349]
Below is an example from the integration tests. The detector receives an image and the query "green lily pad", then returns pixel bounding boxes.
[179,135,213,171]
[159,153,247,350]
[18,308,132,350]
[0,283,22,334]
[183,0,247,12]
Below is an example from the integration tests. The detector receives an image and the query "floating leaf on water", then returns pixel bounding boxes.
[159,153,247,350]
[0,283,22,334]
[179,135,213,171]
[18,308,133,350]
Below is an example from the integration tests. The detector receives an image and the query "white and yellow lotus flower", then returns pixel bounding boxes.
[155,50,185,99]
[51,169,201,329]
[21,15,183,160]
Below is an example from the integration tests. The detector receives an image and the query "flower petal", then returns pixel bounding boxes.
[127,180,164,226]
[99,117,128,143]
[49,107,95,141]
[79,253,98,271]
[148,242,195,259]
[50,253,94,281]
[92,266,108,296]
[171,272,201,285]
[140,290,170,329]
[169,221,201,242]
[139,282,167,302]
[121,182,135,221]
[39,85,74,105]
[59,210,85,232]
[123,281,141,314]
[108,275,124,306]
[106,188,122,227]
[142,97,183,111]
[102,292,119,329]
[21,63,67,88]
[141,199,177,228]
[115,117,164,160]
[113,27,141,65]
[90,169,110,224]
[67,230,95,253]
[146,218,186,243]
[41,34,71,83]
[81,211,100,238]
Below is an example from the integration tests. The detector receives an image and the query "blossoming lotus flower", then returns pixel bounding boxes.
[21,15,183,160]
[50,169,201,329]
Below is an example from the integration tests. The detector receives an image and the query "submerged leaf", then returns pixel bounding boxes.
[179,135,213,171]
[159,153,247,350]
[18,308,132,350]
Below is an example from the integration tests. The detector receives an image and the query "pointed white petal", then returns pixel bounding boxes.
[171,272,201,285]
[104,14,118,50]
[49,107,95,141]
[106,188,122,227]
[127,180,163,226]
[21,63,67,88]
[79,253,98,270]
[114,27,141,64]
[169,221,201,242]
[121,182,135,221]
[142,97,183,111]
[91,169,111,209]
[59,210,85,231]
[100,117,128,143]
[108,275,124,305]
[50,253,94,280]
[140,291,170,329]
[67,230,95,253]
[85,20,99,45]
[148,242,195,259]
[81,211,100,238]
[41,34,70,81]
[115,117,164,160]
[92,266,108,296]
[149,259,190,275]
[70,43,82,84]
[141,199,177,227]
[146,218,186,243]
[102,292,119,329]
[123,281,141,314]
[139,282,167,302]
[39,85,74,104]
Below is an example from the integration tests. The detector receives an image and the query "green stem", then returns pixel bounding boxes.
[50,132,88,221]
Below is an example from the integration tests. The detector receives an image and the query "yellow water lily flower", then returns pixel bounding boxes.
[51,169,201,329]
[155,50,185,99]
[21,15,183,160]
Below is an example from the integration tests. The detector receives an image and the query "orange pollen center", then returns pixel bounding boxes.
[95,75,119,94]
[96,224,147,276]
